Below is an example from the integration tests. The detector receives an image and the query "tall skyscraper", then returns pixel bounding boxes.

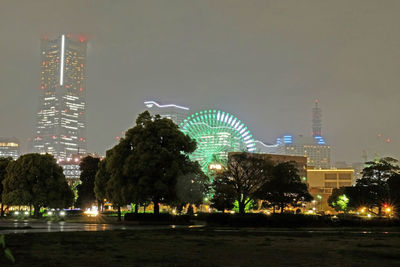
[312,99,322,137]
[264,101,331,169]
[34,34,87,160]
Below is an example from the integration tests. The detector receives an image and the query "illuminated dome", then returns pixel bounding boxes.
[180,110,256,172]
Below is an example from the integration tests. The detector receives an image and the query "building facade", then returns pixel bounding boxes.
[34,34,87,161]
[307,169,354,211]
[0,137,20,160]
[275,135,331,169]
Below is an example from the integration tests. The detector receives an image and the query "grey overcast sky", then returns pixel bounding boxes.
[1,0,400,163]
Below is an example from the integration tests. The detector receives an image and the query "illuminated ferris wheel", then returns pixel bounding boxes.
[180,109,256,173]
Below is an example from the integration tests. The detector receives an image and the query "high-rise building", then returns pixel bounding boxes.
[312,99,322,137]
[34,34,87,161]
[266,101,331,169]
[275,134,331,169]
[0,137,20,160]
[144,100,189,126]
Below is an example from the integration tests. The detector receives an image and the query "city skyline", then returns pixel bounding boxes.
[1,1,400,163]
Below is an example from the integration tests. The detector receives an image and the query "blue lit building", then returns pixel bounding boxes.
[275,134,331,169]
[256,101,331,169]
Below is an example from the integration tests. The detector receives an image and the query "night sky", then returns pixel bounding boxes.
[1,0,400,163]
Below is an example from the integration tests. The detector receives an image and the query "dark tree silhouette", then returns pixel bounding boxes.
[259,162,312,213]
[215,153,273,214]
[2,154,73,217]
[0,157,13,217]
[76,155,100,209]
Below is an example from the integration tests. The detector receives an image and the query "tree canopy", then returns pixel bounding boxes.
[2,153,73,217]
[328,187,349,212]
[210,173,236,213]
[354,157,399,215]
[259,162,312,213]
[0,157,13,216]
[76,155,100,209]
[97,111,202,217]
[175,161,209,212]
[214,153,273,214]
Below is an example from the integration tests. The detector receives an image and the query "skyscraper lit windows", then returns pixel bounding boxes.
[34,34,87,160]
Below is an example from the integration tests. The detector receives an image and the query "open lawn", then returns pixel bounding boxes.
[2,228,400,266]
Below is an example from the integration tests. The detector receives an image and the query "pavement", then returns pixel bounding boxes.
[0,219,204,234]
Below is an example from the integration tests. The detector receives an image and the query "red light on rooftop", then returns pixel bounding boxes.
[79,37,86,43]
[52,135,56,139]
[40,85,45,90]
[64,109,68,112]
[80,87,83,91]
[386,138,391,143]
[42,61,46,66]
[116,136,120,140]
[65,84,70,88]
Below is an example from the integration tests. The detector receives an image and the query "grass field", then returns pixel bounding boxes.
[2,228,400,266]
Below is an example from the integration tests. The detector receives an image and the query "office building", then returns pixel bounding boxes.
[34,34,87,160]
[0,137,20,160]
[307,168,354,211]
[276,134,331,169]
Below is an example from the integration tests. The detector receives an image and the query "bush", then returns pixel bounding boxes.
[206,213,331,227]
[124,213,191,224]
[205,213,400,227]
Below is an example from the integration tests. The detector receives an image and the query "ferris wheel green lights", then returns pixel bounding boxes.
[180,110,256,172]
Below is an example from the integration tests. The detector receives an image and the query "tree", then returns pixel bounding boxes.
[94,158,109,212]
[210,174,236,213]
[259,162,312,213]
[0,157,13,217]
[2,154,73,217]
[175,162,209,213]
[76,156,100,209]
[387,173,400,217]
[215,153,273,214]
[356,157,399,216]
[107,111,198,215]
[104,145,133,221]
[328,187,349,212]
